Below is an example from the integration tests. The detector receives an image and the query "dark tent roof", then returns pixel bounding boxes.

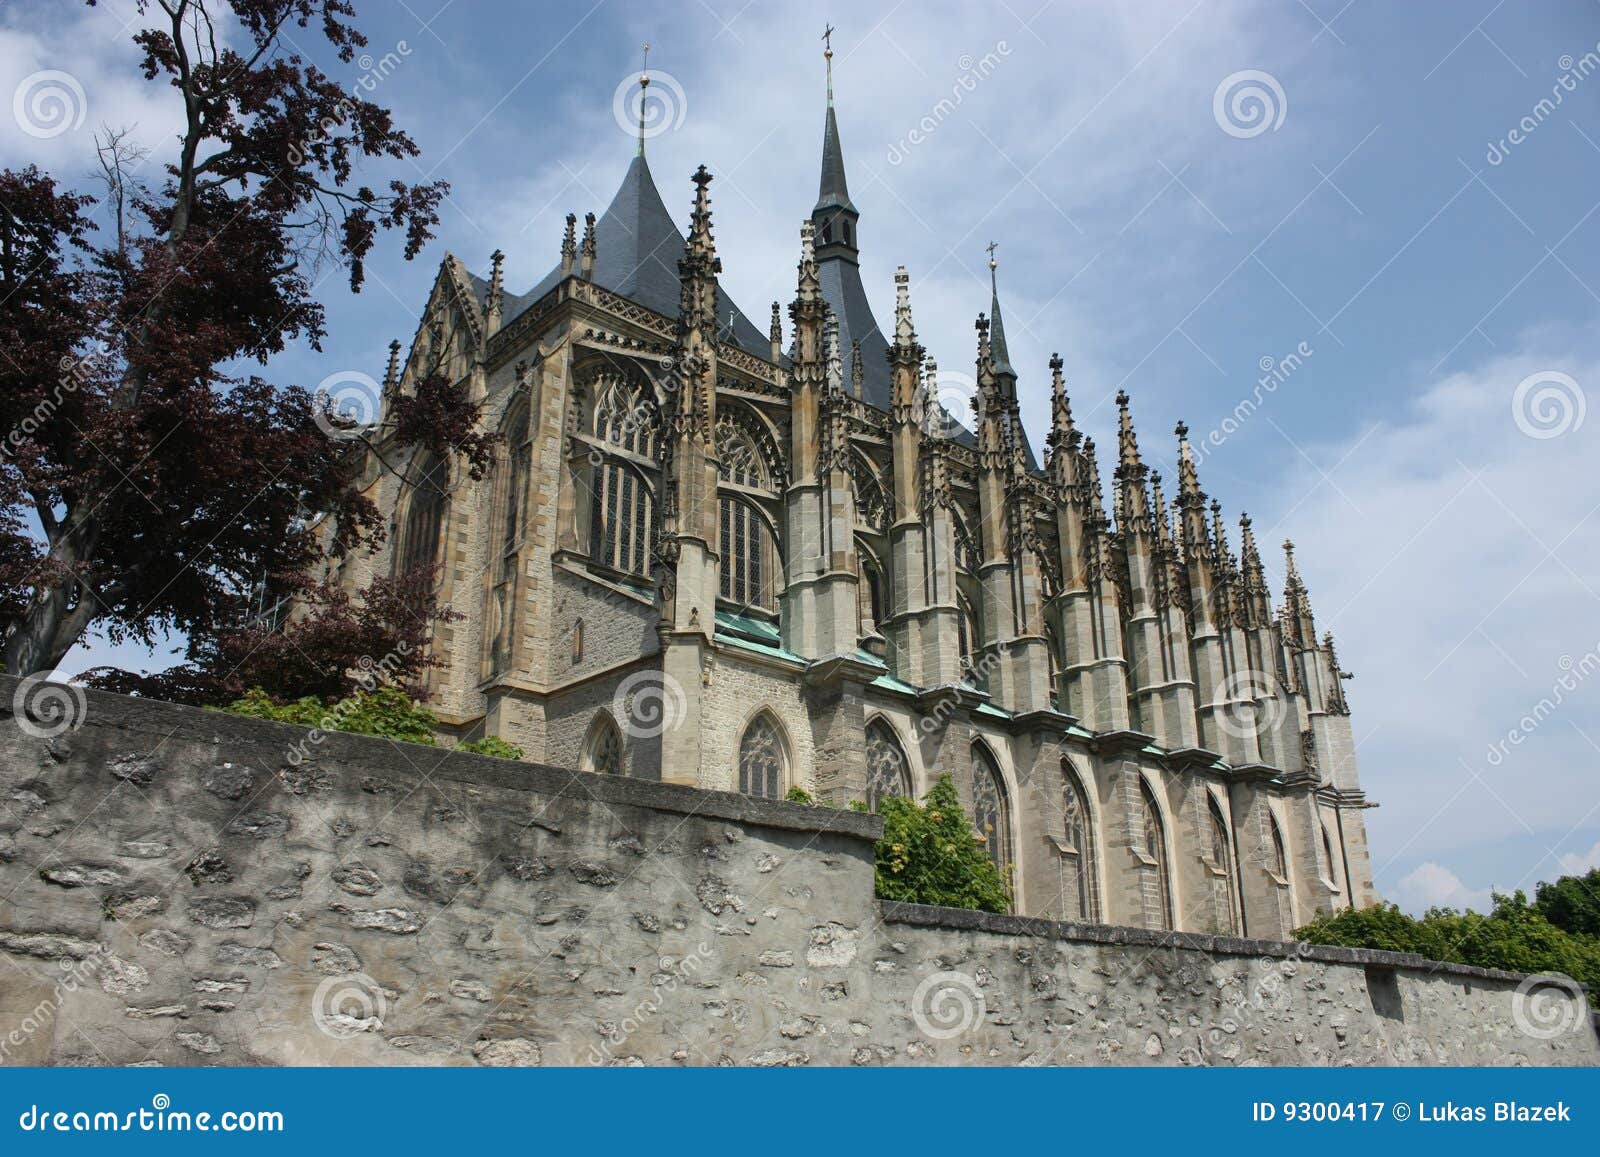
[513,153,769,356]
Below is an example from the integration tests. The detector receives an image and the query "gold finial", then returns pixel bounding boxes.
[986,239,999,273]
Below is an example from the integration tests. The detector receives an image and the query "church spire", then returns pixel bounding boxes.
[816,26,855,216]
[987,243,1016,382]
[636,43,651,157]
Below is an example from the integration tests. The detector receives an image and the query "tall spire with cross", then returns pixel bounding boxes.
[637,43,651,156]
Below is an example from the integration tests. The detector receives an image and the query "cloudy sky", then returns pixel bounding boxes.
[4,0,1600,913]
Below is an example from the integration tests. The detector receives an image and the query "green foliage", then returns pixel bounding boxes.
[873,775,1011,914]
[1534,867,1600,939]
[221,686,438,746]
[457,736,525,760]
[784,786,815,805]
[1297,894,1600,1007]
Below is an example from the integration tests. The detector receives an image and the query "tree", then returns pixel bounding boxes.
[1534,867,1600,939]
[874,775,1012,914]
[1297,895,1600,1007]
[0,0,476,680]
[84,566,457,705]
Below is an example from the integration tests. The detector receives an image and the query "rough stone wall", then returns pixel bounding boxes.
[1,680,1593,1068]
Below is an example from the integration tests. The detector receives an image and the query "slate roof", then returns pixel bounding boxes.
[510,153,769,357]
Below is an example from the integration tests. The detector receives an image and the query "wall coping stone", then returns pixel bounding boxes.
[879,901,1549,988]
[0,675,883,841]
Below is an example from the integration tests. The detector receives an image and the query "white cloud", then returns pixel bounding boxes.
[1223,332,1600,891]
[1558,840,1600,878]
[1393,861,1491,915]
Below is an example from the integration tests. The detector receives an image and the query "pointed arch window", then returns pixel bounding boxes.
[583,712,623,776]
[589,377,656,577]
[1321,821,1343,892]
[716,416,778,611]
[398,451,448,580]
[490,401,531,672]
[1207,795,1239,935]
[864,719,911,811]
[971,743,1013,883]
[738,713,787,799]
[1269,814,1290,884]
[1060,761,1097,922]
[1135,778,1173,931]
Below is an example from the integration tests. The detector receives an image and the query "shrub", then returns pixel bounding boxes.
[1534,868,1600,939]
[874,775,1011,914]
[457,736,525,760]
[1297,894,1600,1006]
[221,686,438,746]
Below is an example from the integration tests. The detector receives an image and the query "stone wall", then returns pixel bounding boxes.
[1,677,1594,1068]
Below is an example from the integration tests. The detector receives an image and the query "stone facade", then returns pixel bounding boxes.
[325,57,1379,937]
[1,682,1593,1068]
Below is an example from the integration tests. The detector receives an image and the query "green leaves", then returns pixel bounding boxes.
[457,735,526,760]
[1297,892,1600,1007]
[873,775,1011,914]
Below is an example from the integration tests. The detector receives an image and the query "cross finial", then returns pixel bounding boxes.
[823,24,835,106]
[637,43,651,156]
[985,239,999,270]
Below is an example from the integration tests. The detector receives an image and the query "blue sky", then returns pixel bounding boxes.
[4,0,1600,913]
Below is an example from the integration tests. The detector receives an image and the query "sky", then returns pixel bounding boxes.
[3,0,1600,915]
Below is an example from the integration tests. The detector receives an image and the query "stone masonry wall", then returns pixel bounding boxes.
[0,678,1594,1067]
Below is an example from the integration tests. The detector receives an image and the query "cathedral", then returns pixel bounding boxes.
[330,48,1378,938]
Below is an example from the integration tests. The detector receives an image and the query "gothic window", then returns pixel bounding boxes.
[1269,814,1290,883]
[860,552,885,629]
[717,416,777,611]
[1322,822,1342,891]
[594,377,655,456]
[583,712,623,776]
[1208,796,1238,935]
[571,618,584,665]
[398,451,447,579]
[1136,778,1173,931]
[864,719,911,811]
[1060,761,1096,922]
[971,743,1012,886]
[848,454,888,531]
[592,461,653,576]
[738,712,787,799]
[489,401,531,672]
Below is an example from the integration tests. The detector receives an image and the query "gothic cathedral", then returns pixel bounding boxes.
[330,52,1378,937]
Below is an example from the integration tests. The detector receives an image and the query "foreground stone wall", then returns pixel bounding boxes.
[0,678,1594,1067]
